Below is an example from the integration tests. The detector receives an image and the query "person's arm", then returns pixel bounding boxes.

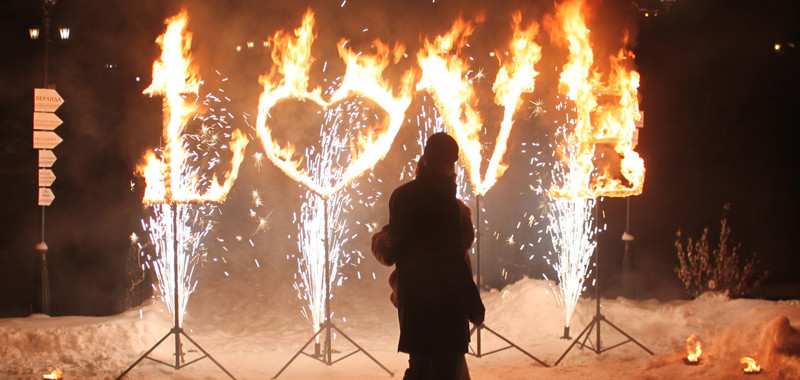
[457,201,484,325]
[371,224,394,266]
[458,201,475,272]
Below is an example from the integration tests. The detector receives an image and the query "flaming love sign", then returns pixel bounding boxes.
[139,4,645,204]
[138,10,249,205]
[255,9,415,198]
[418,12,542,196]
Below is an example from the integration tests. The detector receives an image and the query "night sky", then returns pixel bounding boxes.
[1,0,798,317]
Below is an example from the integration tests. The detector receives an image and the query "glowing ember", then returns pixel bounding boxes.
[546,0,645,200]
[417,12,542,196]
[255,9,414,198]
[42,368,62,380]
[138,9,248,204]
[685,334,702,363]
[740,357,762,373]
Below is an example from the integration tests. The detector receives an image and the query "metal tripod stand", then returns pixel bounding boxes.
[118,203,236,380]
[554,201,652,366]
[272,196,393,379]
[467,195,548,367]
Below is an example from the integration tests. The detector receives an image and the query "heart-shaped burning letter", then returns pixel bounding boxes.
[255,10,414,198]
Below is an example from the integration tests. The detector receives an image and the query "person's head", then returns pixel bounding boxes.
[420,132,458,180]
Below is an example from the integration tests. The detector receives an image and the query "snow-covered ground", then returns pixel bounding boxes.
[2,265,799,380]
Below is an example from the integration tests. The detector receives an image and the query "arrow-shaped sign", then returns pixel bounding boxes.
[39,150,57,168]
[34,88,64,113]
[38,187,55,206]
[33,130,62,149]
[33,112,63,130]
[38,169,56,187]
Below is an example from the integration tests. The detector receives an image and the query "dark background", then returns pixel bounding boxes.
[1,0,798,317]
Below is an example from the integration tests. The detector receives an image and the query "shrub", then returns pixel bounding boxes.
[674,203,767,298]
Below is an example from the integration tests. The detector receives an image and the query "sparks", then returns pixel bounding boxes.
[292,103,360,333]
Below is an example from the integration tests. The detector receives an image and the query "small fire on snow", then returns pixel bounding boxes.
[42,368,62,380]
[740,357,762,374]
[683,334,702,365]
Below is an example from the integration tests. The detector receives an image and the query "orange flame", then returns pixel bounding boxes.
[255,9,414,198]
[418,13,542,196]
[740,357,762,373]
[686,334,702,362]
[138,10,248,204]
[42,368,62,380]
[547,0,645,199]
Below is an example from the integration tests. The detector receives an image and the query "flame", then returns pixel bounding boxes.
[138,10,248,204]
[42,368,62,380]
[547,0,645,200]
[740,357,762,373]
[417,13,542,196]
[686,334,702,362]
[255,9,414,198]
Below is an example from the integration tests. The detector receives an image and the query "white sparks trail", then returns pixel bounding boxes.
[144,203,213,326]
[292,96,372,334]
[544,186,596,329]
[541,101,598,330]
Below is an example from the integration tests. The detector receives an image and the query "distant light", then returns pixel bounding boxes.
[645,12,649,17]
[58,27,70,40]
[29,28,40,40]
[135,76,141,82]
[235,45,242,52]
[774,43,782,52]
[263,41,269,47]
[489,52,495,57]
[247,41,254,48]
[104,63,116,69]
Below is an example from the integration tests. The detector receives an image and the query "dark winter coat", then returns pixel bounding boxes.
[385,169,484,355]
[372,203,475,308]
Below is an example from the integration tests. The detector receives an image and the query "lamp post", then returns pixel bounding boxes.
[31,0,59,316]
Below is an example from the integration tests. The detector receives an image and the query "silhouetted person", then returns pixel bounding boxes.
[373,132,484,380]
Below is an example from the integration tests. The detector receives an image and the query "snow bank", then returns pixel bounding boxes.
[2,273,799,379]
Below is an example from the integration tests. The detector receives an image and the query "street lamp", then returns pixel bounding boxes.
[29,28,40,40]
[58,27,70,40]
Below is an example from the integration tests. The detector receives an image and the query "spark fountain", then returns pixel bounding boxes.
[254,10,413,378]
[416,12,547,365]
[119,10,246,379]
[292,100,362,347]
[543,127,597,340]
[540,0,650,365]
